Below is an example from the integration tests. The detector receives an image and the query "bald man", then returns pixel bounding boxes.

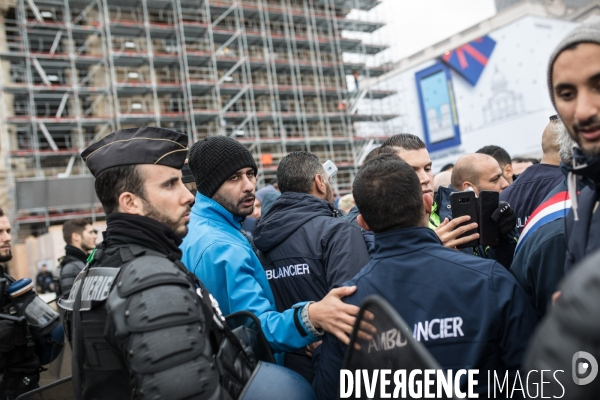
[449,153,518,268]
[451,153,509,195]
[499,118,566,233]
[433,170,452,195]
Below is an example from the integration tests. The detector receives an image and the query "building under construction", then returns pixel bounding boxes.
[0,0,396,238]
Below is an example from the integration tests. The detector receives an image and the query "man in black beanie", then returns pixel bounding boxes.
[180,136,373,367]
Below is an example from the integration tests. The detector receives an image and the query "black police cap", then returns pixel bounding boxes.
[81,127,189,177]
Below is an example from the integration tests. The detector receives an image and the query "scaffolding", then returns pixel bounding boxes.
[0,0,397,237]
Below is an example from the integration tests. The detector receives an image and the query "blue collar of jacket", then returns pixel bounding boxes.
[373,226,442,258]
[434,185,457,222]
[191,192,245,229]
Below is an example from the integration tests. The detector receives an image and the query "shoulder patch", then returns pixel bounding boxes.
[58,267,120,311]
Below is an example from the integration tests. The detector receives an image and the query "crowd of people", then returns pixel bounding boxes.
[2,15,600,400]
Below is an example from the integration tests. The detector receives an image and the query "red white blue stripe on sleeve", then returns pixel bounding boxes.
[515,191,571,254]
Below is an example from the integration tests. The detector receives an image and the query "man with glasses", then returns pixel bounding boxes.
[58,218,98,297]
[254,152,370,382]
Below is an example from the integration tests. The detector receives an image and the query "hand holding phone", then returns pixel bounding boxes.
[449,191,479,249]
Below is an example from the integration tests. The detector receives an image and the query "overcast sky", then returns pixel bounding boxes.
[345,0,497,65]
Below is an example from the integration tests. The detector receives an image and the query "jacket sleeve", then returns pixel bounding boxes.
[323,223,371,289]
[203,242,317,353]
[312,333,346,400]
[524,250,600,399]
[509,225,567,318]
[491,262,538,375]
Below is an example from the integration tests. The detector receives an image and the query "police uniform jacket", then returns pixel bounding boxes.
[313,226,538,400]
[59,245,88,297]
[60,214,228,400]
[253,192,370,380]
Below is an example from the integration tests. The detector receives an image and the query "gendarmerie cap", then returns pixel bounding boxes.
[81,127,188,177]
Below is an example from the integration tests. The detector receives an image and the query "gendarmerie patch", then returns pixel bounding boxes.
[58,268,119,311]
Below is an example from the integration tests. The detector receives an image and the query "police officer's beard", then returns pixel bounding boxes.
[0,248,12,263]
[141,199,190,238]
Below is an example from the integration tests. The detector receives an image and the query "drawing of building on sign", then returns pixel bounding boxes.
[482,67,524,123]
[421,71,455,144]
[427,103,453,140]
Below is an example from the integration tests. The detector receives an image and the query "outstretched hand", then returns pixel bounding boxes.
[435,215,479,249]
[308,286,376,346]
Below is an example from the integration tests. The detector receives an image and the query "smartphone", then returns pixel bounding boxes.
[322,160,338,178]
[450,190,479,249]
[478,191,500,247]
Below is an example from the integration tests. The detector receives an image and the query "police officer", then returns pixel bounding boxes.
[0,208,43,399]
[59,127,229,400]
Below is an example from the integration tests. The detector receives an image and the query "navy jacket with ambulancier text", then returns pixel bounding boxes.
[313,226,538,400]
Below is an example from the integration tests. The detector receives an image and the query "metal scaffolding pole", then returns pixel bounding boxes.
[141,0,161,127]
[18,0,43,178]
[172,0,196,140]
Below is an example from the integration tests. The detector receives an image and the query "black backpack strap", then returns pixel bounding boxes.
[70,248,101,400]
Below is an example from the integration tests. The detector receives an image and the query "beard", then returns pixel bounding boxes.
[573,117,600,157]
[325,183,334,205]
[213,191,255,218]
[142,200,190,238]
[0,248,12,263]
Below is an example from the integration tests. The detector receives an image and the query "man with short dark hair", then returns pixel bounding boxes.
[58,218,97,297]
[378,134,480,249]
[180,137,371,368]
[253,152,370,381]
[59,127,230,399]
[313,154,537,399]
[477,145,514,184]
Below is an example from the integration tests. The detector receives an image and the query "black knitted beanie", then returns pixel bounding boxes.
[188,136,257,198]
